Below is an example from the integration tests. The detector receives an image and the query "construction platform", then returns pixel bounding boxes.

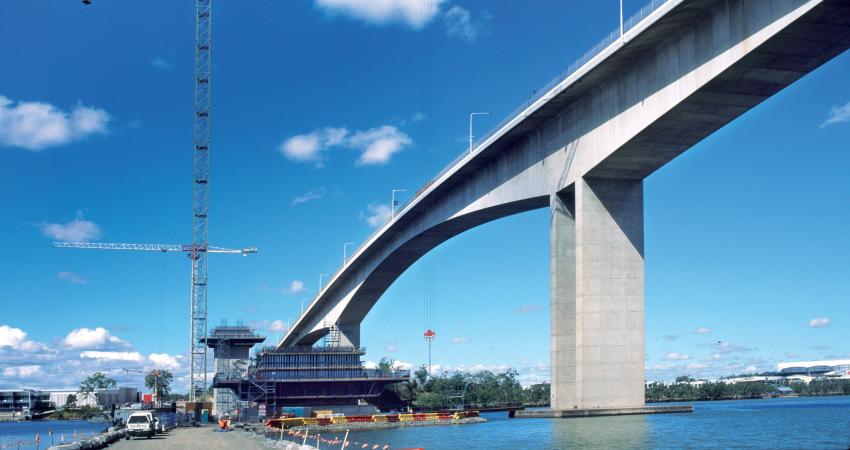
[511,405,693,418]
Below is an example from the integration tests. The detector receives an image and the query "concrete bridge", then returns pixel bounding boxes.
[281,0,850,412]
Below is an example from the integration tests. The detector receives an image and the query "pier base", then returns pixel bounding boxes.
[511,405,693,418]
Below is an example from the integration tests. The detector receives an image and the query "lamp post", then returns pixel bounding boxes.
[318,273,328,292]
[620,0,624,41]
[343,242,355,264]
[301,298,308,315]
[469,112,490,154]
[391,189,407,220]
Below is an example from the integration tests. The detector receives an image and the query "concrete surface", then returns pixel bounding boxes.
[106,426,280,450]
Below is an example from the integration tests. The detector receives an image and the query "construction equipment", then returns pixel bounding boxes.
[53,242,256,256]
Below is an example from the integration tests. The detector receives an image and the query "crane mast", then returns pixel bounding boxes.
[191,0,212,401]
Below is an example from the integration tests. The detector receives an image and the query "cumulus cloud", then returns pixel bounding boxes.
[444,6,482,42]
[282,280,307,295]
[39,211,102,243]
[79,351,143,362]
[664,352,690,361]
[63,327,125,349]
[0,324,190,391]
[249,319,288,334]
[820,101,850,128]
[58,270,87,285]
[694,327,711,334]
[359,203,392,228]
[148,353,181,370]
[0,325,27,348]
[808,317,830,328]
[280,125,411,167]
[0,95,110,151]
[3,365,42,378]
[314,0,445,28]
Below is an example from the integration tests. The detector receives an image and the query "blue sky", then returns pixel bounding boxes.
[0,0,848,391]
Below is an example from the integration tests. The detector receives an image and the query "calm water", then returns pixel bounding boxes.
[320,396,850,449]
[0,419,105,449]
[2,397,849,449]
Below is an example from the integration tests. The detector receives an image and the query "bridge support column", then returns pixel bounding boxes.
[550,177,644,410]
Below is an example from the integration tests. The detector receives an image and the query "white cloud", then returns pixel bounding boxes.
[743,365,758,373]
[444,6,480,42]
[291,186,327,206]
[0,325,27,348]
[268,320,288,333]
[282,280,307,295]
[349,126,411,166]
[820,101,850,128]
[0,95,110,151]
[148,353,181,370]
[151,57,171,69]
[694,327,711,334]
[249,319,288,334]
[664,352,690,361]
[687,363,708,370]
[40,211,102,242]
[314,0,445,29]
[410,112,427,122]
[58,271,87,285]
[63,327,124,349]
[359,203,392,228]
[451,336,469,344]
[80,351,143,362]
[280,125,411,167]
[384,341,398,353]
[808,317,830,328]
[3,365,42,378]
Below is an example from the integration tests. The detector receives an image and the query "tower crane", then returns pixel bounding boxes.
[62,0,241,402]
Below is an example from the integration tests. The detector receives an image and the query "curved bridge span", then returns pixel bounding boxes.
[282,0,850,411]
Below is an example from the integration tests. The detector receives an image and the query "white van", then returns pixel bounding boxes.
[126,411,156,439]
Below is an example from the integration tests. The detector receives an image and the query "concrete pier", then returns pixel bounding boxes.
[512,405,693,419]
[551,178,645,410]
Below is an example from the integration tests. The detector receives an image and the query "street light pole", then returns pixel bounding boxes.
[301,298,308,316]
[318,273,328,292]
[468,112,490,154]
[391,189,407,220]
[343,242,355,264]
[620,0,624,41]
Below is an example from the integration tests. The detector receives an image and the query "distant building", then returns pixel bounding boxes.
[46,387,138,409]
[777,359,850,380]
[0,390,53,419]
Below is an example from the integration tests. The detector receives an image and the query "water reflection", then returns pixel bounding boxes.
[546,415,647,449]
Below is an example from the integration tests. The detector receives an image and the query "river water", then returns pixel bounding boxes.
[0,419,105,449]
[2,396,849,449]
[328,396,850,449]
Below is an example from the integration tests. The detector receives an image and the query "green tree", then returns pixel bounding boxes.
[65,394,77,407]
[79,372,117,402]
[145,369,174,398]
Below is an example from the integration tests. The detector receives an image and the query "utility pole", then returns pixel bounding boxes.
[468,112,489,154]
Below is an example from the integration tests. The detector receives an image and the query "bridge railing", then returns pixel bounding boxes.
[300,0,674,331]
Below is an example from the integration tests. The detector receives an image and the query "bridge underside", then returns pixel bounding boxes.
[282,0,850,413]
